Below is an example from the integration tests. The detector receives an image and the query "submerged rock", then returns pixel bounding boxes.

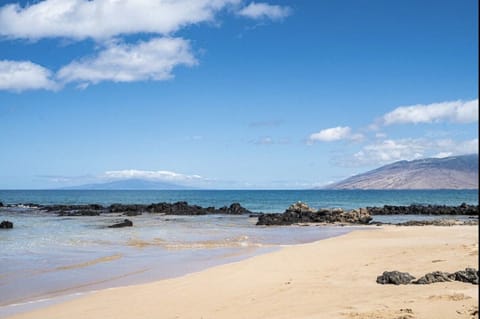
[412,271,455,284]
[108,219,133,228]
[376,271,415,285]
[0,220,13,229]
[0,201,3,207]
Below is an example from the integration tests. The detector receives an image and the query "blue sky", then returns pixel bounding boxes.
[0,0,478,189]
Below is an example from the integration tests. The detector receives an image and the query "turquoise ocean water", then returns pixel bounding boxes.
[0,189,478,317]
[1,189,478,211]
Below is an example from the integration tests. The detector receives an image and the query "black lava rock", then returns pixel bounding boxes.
[454,268,479,285]
[412,271,455,284]
[366,204,479,216]
[0,220,13,229]
[376,271,415,285]
[256,202,372,226]
[108,219,133,228]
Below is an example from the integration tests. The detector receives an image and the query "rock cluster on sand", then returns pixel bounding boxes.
[31,202,252,216]
[454,268,479,284]
[0,220,13,229]
[366,203,478,215]
[377,268,479,285]
[256,202,372,226]
[412,271,455,284]
[376,271,416,285]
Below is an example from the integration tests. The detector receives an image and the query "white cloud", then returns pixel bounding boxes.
[57,37,196,86]
[0,60,57,91]
[237,2,291,20]
[308,126,364,143]
[433,152,453,158]
[351,138,478,166]
[353,139,425,165]
[103,169,205,182]
[0,0,240,40]
[382,99,479,125]
[253,136,274,145]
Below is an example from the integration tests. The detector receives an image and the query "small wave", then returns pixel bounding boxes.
[55,254,123,271]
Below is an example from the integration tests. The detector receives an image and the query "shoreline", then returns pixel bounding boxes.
[5,225,478,319]
[0,224,358,317]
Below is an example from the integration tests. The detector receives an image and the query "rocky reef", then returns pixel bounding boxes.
[15,202,253,217]
[256,202,372,226]
[366,203,478,215]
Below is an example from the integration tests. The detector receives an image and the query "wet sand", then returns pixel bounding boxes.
[7,225,479,319]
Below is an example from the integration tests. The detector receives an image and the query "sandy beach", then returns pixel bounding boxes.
[8,225,478,319]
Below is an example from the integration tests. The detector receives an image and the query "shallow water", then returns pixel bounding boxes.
[0,189,477,317]
[0,207,354,317]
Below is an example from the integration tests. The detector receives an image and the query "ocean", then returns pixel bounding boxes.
[0,189,478,317]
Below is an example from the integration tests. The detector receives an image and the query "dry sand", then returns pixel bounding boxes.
[9,225,479,319]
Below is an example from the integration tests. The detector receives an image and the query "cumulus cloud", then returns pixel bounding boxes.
[382,99,478,125]
[0,0,240,40]
[308,126,364,143]
[57,37,197,86]
[103,169,205,182]
[0,0,294,91]
[237,2,291,20]
[0,60,57,91]
[351,138,478,166]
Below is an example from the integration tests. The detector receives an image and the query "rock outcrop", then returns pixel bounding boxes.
[256,202,372,226]
[376,271,416,285]
[0,220,13,229]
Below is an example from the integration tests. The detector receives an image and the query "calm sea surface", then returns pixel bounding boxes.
[0,190,477,317]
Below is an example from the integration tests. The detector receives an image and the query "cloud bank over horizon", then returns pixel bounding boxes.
[308,98,479,167]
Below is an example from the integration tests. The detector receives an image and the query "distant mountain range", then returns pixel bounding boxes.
[324,154,479,190]
[63,178,191,190]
